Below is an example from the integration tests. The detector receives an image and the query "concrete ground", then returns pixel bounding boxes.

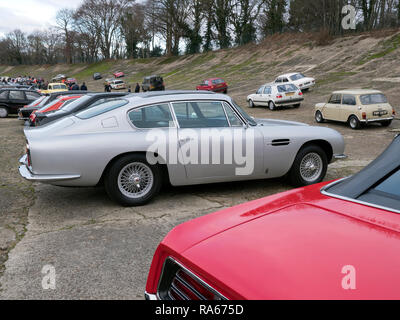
[0,90,399,299]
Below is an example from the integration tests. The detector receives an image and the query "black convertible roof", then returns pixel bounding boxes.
[326,134,400,198]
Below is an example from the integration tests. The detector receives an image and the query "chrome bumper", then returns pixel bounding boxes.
[144,291,158,300]
[331,154,347,163]
[19,155,81,182]
[361,117,393,123]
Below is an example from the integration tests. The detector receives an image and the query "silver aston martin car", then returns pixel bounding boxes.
[19,91,346,206]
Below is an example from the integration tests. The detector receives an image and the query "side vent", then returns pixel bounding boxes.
[271,139,290,146]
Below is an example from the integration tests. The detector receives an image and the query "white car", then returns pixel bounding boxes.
[247,83,304,110]
[110,79,126,90]
[274,73,315,91]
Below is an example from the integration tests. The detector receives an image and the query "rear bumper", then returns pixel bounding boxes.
[275,98,304,106]
[144,292,158,300]
[361,117,393,123]
[19,155,81,182]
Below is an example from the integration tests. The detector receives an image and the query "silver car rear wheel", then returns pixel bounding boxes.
[299,153,323,183]
[117,162,154,199]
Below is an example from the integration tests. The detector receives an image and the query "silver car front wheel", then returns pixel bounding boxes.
[299,153,323,183]
[288,145,328,187]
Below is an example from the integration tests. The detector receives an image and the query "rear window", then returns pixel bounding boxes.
[75,99,128,119]
[374,169,400,198]
[212,79,224,84]
[277,84,298,92]
[128,104,174,128]
[0,90,8,99]
[360,94,388,105]
[290,73,305,81]
[53,84,67,90]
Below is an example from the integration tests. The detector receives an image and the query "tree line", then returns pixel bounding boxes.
[1,0,400,65]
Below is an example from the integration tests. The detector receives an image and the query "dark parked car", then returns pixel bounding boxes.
[93,73,102,80]
[0,89,41,118]
[34,92,129,126]
[142,75,165,92]
[18,90,88,120]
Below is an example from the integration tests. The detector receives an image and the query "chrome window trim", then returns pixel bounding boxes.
[320,178,400,214]
[157,257,228,300]
[170,100,231,129]
[126,102,177,130]
[222,102,244,127]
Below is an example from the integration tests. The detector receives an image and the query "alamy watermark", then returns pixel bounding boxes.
[145,128,256,176]
[42,264,56,290]
[341,265,356,290]
[342,5,356,30]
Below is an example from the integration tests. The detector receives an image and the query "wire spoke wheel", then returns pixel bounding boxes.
[299,152,323,182]
[117,162,154,199]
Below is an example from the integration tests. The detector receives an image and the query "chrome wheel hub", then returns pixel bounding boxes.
[300,153,323,182]
[118,162,154,199]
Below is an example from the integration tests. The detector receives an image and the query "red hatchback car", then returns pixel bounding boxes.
[113,71,125,78]
[196,78,228,94]
[146,135,400,300]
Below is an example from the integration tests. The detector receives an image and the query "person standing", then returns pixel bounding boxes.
[104,83,111,92]
[128,86,131,93]
[71,83,79,91]
[135,83,140,93]
[80,82,87,91]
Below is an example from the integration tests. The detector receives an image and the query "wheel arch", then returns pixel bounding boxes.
[97,151,171,187]
[347,114,360,123]
[299,139,333,163]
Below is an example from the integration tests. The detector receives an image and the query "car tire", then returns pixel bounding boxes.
[248,99,255,108]
[381,120,392,127]
[268,101,275,111]
[315,110,324,123]
[224,89,228,94]
[104,154,162,206]
[0,106,8,118]
[349,115,361,130]
[288,144,328,187]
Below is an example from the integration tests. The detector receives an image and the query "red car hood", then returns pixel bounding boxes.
[161,182,400,299]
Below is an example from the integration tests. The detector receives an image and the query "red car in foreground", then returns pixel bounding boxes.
[146,135,400,300]
[113,71,125,78]
[29,95,82,126]
[196,78,228,94]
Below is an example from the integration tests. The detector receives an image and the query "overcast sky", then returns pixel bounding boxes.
[0,0,84,37]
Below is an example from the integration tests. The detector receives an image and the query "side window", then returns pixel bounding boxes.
[172,101,229,128]
[275,78,282,83]
[257,87,264,94]
[263,86,271,94]
[75,99,128,119]
[342,95,356,106]
[128,104,174,128]
[329,94,341,104]
[0,91,8,99]
[26,91,40,100]
[9,90,25,100]
[283,78,289,83]
[223,103,243,127]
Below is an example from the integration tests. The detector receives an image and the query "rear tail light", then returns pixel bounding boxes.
[393,109,396,115]
[299,92,303,96]
[276,95,283,99]
[157,258,226,300]
[362,112,367,119]
[26,143,32,167]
